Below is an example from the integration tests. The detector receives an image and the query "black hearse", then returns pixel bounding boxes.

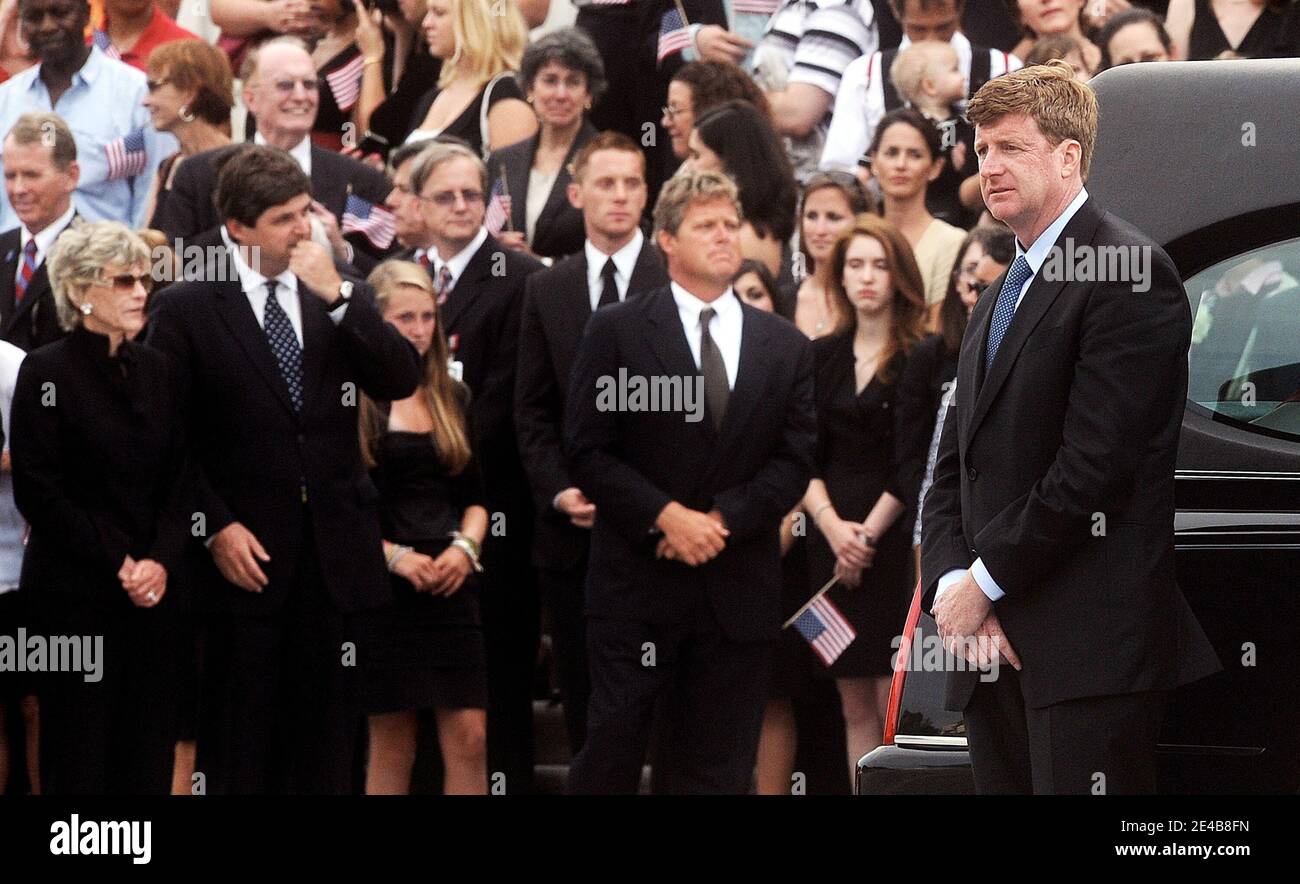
[857,59,1300,795]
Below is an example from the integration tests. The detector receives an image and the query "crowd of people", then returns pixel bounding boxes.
[0,0,1290,796]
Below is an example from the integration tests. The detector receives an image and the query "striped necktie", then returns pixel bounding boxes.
[15,239,38,304]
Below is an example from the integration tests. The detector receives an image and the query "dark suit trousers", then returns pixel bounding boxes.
[196,512,359,795]
[963,665,1167,794]
[569,595,772,795]
[539,556,591,755]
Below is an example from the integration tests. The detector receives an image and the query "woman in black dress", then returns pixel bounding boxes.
[401,0,536,155]
[10,222,189,795]
[359,260,489,795]
[802,214,930,785]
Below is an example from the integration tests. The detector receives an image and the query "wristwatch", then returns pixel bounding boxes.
[326,279,353,311]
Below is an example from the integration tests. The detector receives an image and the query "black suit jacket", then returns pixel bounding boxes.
[156,144,395,272]
[144,250,421,615]
[564,285,816,643]
[920,196,1221,710]
[515,239,668,570]
[0,216,78,352]
[486,122,596,261]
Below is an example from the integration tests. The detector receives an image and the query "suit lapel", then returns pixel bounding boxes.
[644,286,699,381]
[0,230,21,332]
[439,236,494,332]
[531,124,593,245]
[310,146,349,215]
[965,198,1105,449]
[501,137,536,235]
[214,275,300,419]
[298,284,333,416]
[628,238,668,294]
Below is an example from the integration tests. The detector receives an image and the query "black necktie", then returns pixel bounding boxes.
[699,306,729,432]
[597,257,619,309]
[262,280,304,411]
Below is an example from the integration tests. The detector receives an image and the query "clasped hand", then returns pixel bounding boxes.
[654,502,728,566]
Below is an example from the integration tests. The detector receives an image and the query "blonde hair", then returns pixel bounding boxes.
[889,41,957,107]
[360,260,472,474]
[653,168,742,236]
[438,0,528,89]
[966,58,1098,181]
[47,221,151,332]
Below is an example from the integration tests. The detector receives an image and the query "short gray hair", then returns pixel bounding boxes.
[47,221,151,332]
[408,140,488,197]
[653,168,742,236]
[521,27,607,103]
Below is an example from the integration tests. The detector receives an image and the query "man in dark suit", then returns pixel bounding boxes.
[387,139,546,792]
[145,146,421,794]
[564,168,815,794]
[156,38,394,272]
[920,61,1220,795]
[515,131,667,755]
[0,113,80,351]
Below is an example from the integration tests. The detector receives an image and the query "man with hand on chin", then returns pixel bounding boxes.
[564,168,815,794]
[146,145,420,794]
[921,61,1218,794]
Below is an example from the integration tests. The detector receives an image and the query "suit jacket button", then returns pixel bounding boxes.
[967,467,977,481]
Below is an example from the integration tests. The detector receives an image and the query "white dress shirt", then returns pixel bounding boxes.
[432,227,489,290]
[584,229,644,311]
[820,32,1021,172]
[670,281,742,390]
[933,185,1089,607]
[16,203,76,286]
[221,226,348,342]
[254,132,313,176]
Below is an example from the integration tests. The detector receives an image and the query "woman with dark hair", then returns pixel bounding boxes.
[1096,7,1175,69]
[868,108,966,308]
[661,61,772,162]
[1166,0,1290,60]
[732,258,790,318]
[142,39,234,229]
[911,225,1014,557]
[358,260,489,796]
[488,27,606,261]
[1008,0,1101,73]
[794,171,874,340]
[11,222,189,794]
[686,99,798,283]
[801,213,931,787]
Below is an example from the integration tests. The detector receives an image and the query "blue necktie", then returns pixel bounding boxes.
[985,255,1033,368]
[263,280,303,411]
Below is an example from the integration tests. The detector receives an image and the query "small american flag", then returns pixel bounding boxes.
[91,29,122,61]
[657,8,692,62]
[792,592,857,667]
[325,53,367,113]
[484,176,511,236]
[105,128,147,181]
[341,193,396,249]
[732,0,782,13]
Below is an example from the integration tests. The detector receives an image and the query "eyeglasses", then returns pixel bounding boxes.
[267,78,320,95]
[661,104,688,120]
[93,272,154,293]
[426,189,485,208]
[146,78,169,92]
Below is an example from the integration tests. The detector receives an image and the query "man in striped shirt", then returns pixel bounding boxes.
[820,0,1021,173]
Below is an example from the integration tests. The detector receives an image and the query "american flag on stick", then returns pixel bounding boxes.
[105,128,147,181]
[785,575,857,667]
[485,170,512,236]
[341,191,397,249]
[657,6,692,63]
[325,53,367,113]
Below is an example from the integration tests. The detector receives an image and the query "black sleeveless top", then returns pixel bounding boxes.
[1187,0,1288,59]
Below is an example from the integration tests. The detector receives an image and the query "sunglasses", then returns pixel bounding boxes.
[426,189,485,208]
[268,78,320,95]
[94,272,154,293]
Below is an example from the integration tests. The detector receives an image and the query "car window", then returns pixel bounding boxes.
[1185,237,1300,440]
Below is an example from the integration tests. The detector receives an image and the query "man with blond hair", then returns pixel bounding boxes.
[921,60,1219,794]
[564,168,815,793]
